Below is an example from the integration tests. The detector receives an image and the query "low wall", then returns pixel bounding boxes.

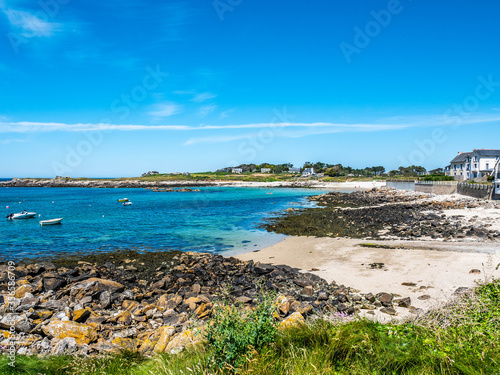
[415,182,457,195]
[457,183,493,199]
[386,180,415,191]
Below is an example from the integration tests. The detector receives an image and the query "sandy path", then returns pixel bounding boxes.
[236,236,500,321]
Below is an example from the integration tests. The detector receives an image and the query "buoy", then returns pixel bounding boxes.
[6,206,9,209]
[52,201,54,204]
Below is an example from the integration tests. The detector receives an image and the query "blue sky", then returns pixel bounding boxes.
[1,0,500,177]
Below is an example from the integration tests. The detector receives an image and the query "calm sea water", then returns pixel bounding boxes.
[0,187,329,261]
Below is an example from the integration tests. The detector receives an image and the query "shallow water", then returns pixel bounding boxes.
[0,187,329,261]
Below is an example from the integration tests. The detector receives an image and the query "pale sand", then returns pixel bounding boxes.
[216,180,385,189]
[236,236,500,321]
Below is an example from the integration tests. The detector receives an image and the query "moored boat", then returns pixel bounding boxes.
[123,201,133,206]
[40,218,63,226]
[6,211,36,220]
[117,198,130,202]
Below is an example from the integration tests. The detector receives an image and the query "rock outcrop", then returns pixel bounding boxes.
[0,250,411,356]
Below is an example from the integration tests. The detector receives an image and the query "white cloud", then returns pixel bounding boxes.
[198,104,217,117]
[220,109,234,119]
[1,113,500,143]
[0,138,26,144]
[147,103,182,120]
[2,8,62,38]
[192,92,216,103]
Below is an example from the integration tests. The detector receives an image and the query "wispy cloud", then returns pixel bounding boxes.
[198,104,218,117]
[147,103,182,121]
[0,138,27,144]
[192,92,216,103]
[2,114,499,142]
[1,5,63,38]
[220,109,234,119]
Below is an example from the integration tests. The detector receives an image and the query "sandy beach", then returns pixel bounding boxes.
[237,187,500,321]
[237,236,500,320]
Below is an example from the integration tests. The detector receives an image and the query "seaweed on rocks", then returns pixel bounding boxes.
[265,188,500,240]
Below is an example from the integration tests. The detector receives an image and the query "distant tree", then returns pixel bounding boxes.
[429,167,444,175]
[313,162,326,173]
[389,170,399,177]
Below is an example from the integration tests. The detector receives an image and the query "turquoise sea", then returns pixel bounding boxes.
[0,187,329,261]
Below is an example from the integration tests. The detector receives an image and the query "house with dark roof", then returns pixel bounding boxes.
[469,149,500,179]
[446,149,500,180]
[447,152,471,180]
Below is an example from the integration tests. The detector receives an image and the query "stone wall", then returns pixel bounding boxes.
[415,182,457,195]
[457,182,493,199]
[386,180,415,191]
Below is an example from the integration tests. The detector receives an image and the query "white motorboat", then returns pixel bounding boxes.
[6,212,36,220]
[40,218,63,226]
[122,201,133,206]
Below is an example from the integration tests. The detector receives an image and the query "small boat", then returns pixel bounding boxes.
[40,218,63,226]
[117,198,130,202]
[122,201,133,206]
[6,212,36,220]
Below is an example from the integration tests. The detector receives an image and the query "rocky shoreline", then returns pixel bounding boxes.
[0,250,415,356]
[266,187,500,241]
[1,178,321,189]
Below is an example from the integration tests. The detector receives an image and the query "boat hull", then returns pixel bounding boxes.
[8,212,36,220]
[40,218,63,226]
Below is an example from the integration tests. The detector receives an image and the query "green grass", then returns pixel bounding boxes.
[3,280,500,374]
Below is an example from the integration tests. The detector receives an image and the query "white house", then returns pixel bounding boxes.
[446,149,500,180]
[261,168,271,173]
[302,168,315,177]
[231,168,243,174]
[470,149,500,178]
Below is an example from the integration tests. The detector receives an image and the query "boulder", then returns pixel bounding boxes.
[43,278,66,291]
[42,320,97,345]
[71,278,125,299]
[278,312,305,329]
[52,337,77,355]
[152,326,176,353]
[380,307,397,315]
[394,297,411,308]
[99,291,111,309]
[165,328,201,354]
[73,308,91,323]
[377,293,393,307]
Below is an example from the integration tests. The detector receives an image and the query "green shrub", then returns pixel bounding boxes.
[205,292,277,370]
[422,175,455,181]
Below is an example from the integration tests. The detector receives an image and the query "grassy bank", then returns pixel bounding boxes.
[2,279,499,374]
